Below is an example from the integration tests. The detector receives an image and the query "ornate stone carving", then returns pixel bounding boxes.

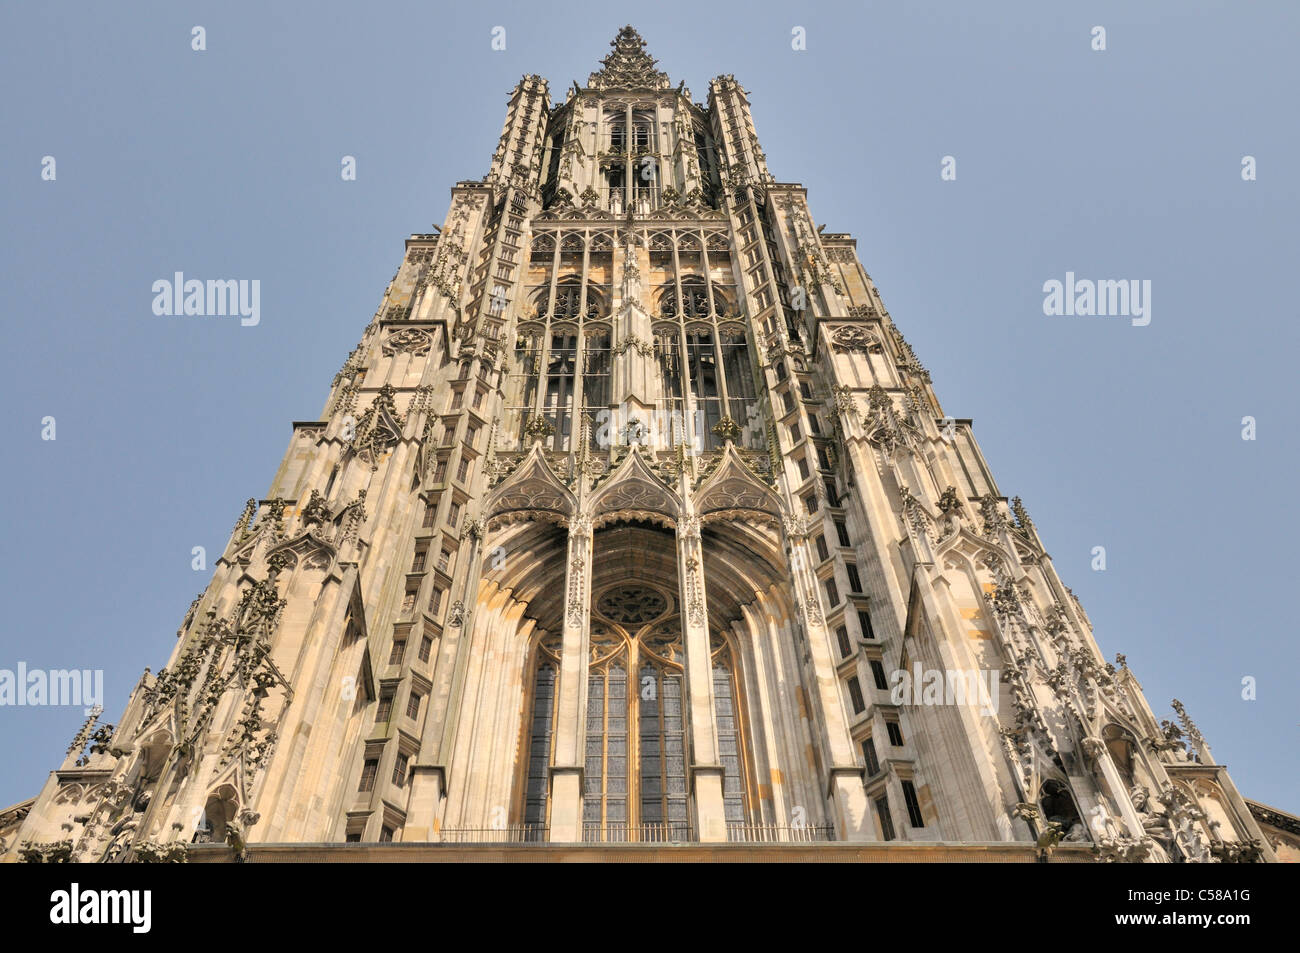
[338,488,368,544]
[350,384,405,469]
[1171,698,1208,761]
[383,327,433,356]
[566,550,587,627]
[1092,833,1154,863]
[613,335,654,357]
[694,447,780,517]
[232,498,258,542]
[978,493,1005,536]
[831,384,858,421]
[803,597,823,626]
[711,416,741,445]
[936,486,962,517]
[588,26,670,90]
[524,415,556,442]
[301,490,331,529]
[589,450,681,525]
[683,555,705,627]
[830,325,881,353]
[888,325,931,382]
[66,706,104,759]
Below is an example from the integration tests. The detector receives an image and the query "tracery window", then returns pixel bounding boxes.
[631,111,654,150]
[711,633,747,825]
[543,331,576,450]
[519,585,751,841]
[508,227,752,454]
[648,231,753,450]
[638,621,688,834]
[582,327,611,445]
[584,628,630,836]
[522,636,561,831]
[506,230,614,451]
[686,327,722,444]
[658,276,711,318]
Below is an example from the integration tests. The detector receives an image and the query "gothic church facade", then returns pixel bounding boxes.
[4,27,1274,863]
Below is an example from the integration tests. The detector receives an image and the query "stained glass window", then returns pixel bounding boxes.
[711,636,747,826]
[523,589,750,841]
[582,666,630,834]
[523,643,559,828]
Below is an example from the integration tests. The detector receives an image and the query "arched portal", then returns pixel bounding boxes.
[506,518,803,841]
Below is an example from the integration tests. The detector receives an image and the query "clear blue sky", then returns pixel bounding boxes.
[1,1,1296,814]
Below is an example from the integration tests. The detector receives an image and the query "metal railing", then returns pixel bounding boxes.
[438,824,547,844]
[726,824,835,843]
[582,822,693,843]
[433,822,836,845]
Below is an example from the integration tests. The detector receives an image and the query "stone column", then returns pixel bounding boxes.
[548,515,593,841]
[677,515,728,842]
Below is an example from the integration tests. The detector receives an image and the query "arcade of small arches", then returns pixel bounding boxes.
[510,226,754,454]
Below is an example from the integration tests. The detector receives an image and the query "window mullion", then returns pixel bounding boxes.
[713,322,731,411]
[678,322,696,448]
[701,229,717,316]
[573,236,590,435]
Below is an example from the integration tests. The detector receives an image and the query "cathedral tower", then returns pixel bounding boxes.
[5,26,1273,863]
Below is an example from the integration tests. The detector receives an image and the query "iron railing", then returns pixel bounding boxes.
[582,822,693,843]
[434,822,836,845]
[726,824,835,843]
[438,824,547,844]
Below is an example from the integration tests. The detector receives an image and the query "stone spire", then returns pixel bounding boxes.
[588,25,671,90]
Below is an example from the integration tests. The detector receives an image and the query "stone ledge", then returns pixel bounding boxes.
[188,841,1099,864]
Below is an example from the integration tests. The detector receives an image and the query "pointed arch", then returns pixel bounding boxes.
[485,445,578,527]
[694,444,782,521]
[264,532,336,574]
[588,449,681,528]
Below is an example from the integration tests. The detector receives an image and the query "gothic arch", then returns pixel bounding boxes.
[482,520,569,598]
[936,528,1015,584]
[196,783,240,844]
[694,444,782,521]
[138,730,175,779]
[508,528,768,839]
[265,533,335,575]
[1038,779,1086,840]
[485,445,578,527]
[1102,723,1146,790]
[1191,779,1241,842]
[588,449,681,528]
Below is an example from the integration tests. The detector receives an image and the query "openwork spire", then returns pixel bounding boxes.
[588,25,670,90]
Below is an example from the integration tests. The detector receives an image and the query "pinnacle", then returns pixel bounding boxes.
[588,24,670,90]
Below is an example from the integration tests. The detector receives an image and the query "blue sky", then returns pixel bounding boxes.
[1,1,1296,813]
